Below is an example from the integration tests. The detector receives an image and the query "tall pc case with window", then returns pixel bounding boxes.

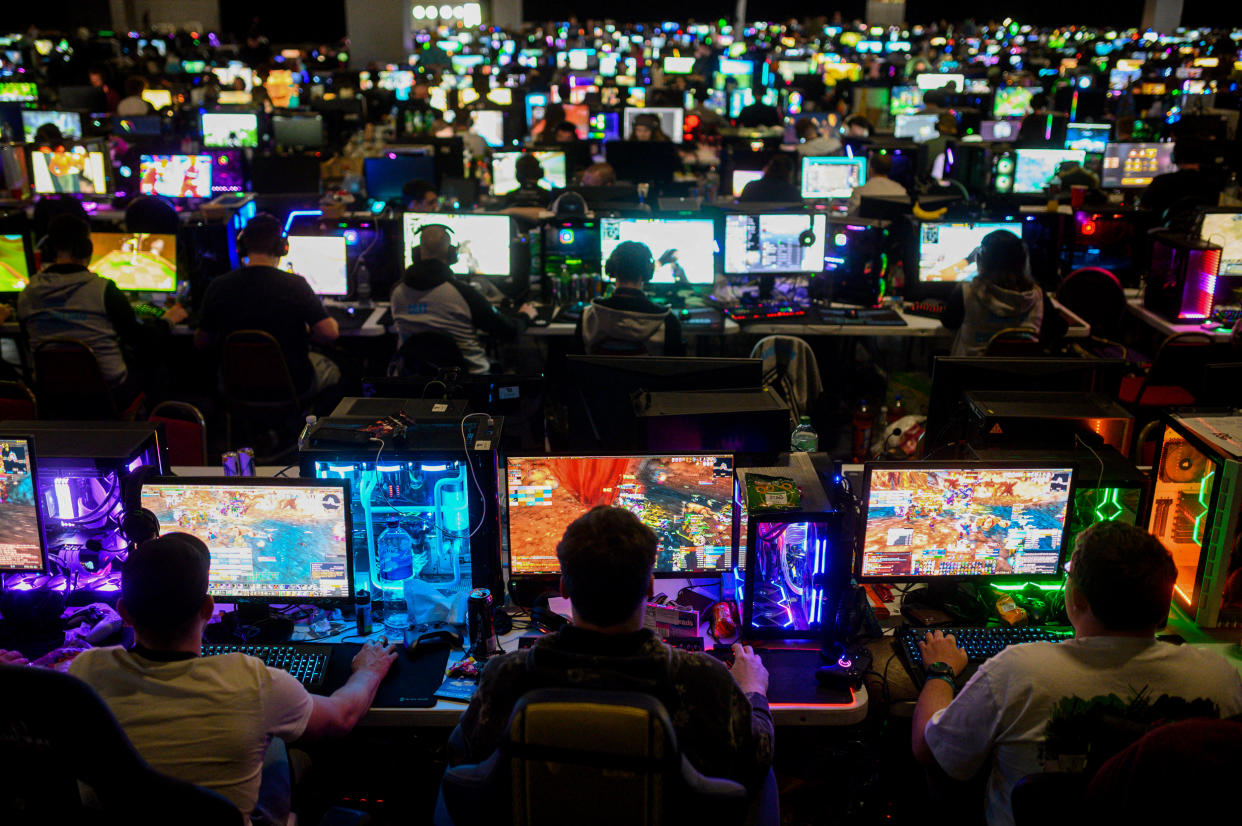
[1146,413,1242,628]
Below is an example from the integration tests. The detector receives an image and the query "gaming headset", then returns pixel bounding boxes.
[120,465,162,547]
[604,240,655,283]
[236,213,290,261]
[412,222,458,266]
[37,220,94,263]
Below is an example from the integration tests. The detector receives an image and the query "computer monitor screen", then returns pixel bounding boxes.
[0,436,44,572]
[917,73,964,91]
[1200,211,1242,276]
[889,86,924,115]
[731,168,764,197]
[0,81,37,102]
[1101,142,1174,188]
[490,150,567,196]
[139,154,212,199]
[993,86,1035,117]
[201,112,260,148]
[723,213,827,275]
[600,217,716,285]
[271,115,324,148]
[140,88,172,110]
[364,154,435,202]
[280,235,348,296]
[980,119,1020,142]
[22,110,81,142]
[471,110,504,148]
[543,219,601,275]
[30,145,108,195]
[663,56,696,74]
[0,235,30,292]
[402,213,512,276]
[140,479,353,601]
[894,113,939,142]
[505,455,735,576]
[1064,123,1111,154]
[587,111,621,142]
[800,156,867,199]
[114,115,164,137]
[262,70,299,108]
[1014,148,1086,194]
[917,221,1022,284]
[622,106,685,143]
[89,232,177,292]
[217,90,253,105]
[858,464,1074,580]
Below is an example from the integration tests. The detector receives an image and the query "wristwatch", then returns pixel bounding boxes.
[924,660,956,690]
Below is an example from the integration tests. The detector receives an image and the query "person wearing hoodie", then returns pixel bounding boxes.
[940,230,1043,357]
[390,224,536,373]
[576,240,685,355]
[18,214,186,407]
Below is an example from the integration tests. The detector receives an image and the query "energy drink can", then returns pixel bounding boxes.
[238,447,256,477]
[355,589,373,635]
[222,451,240,477]
[467,588,498,660]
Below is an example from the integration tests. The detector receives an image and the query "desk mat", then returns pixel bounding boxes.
[762,648,853,705]
[324,642,450,708]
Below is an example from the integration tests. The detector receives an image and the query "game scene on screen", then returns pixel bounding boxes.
[0,439,41,571]
[202,113,259,148]
[0,235,29,291]
[402,213,511,276]
[141,484,350,599]
[1015,149,1085,194]
[89,233,177,292]
[724,214,826,274]
[491,151,567,195]
[1201,213,1242,276]
[280,235,348,296]
[139,154,211,198]
[30,146,106,195]
[507,456,734,575]
[861,468,1073,577]
[918,223,1022,282]
[601,218,715,284]
[22,110,81,142]
[993,86,1034,117]
[1101,143,1175,188]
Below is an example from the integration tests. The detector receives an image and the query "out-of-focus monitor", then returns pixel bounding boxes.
[916,221,1023,286]
[731,168,764,197]
[0,81,38,103]
[542,218,601,276]
[1101,142,1175,189]
[1198,210,1242,276]
[402,212,513,277]
[505,454,736,576]
[22,110,81,142]
[599,216,716,285]
[363,154,435,203]
[280,235,348,297]
[917,73,965,91]
[29,145,108,195]
[271,114,324,149]
[894,113,939,142]
[622,106,685,143]
[490,150,567,195]
[138,154,212,199]
[980,119,1020,142]
[0,234,31,292]
[1064,123,1111,154]
[1013,148,1086,194]
[139,478,354,602]
[889,86,924,115]
[723,213,827,275]
[471,110,505,148]
[857,463,1075,581]
[201,111,260,148]
[217,90,253,105]
[800,156,866,199]
[140,88,173,110]
[993,86,1035,117]
[89,232,177,292]
[0,435,46,573]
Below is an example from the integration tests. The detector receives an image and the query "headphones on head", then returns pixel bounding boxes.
[38,217,94,262]
[605,241,655,283]
[414,222,458,266]
[236,213,289,261]
[120,465,162,548]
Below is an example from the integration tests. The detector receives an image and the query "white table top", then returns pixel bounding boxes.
[1125,297,1236,342]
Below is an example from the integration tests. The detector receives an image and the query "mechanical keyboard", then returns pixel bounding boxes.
[1210,306,1241,326]
[327,305,372,331]
[201,643,331,689]
[903,299,948,320]
[817,307,907,326]
[895,625,1073,686]
[676,306,724,333]
[725,305,809,322]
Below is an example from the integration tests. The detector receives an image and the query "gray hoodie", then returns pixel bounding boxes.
[950,279,1044,357]
[580,300,671,355]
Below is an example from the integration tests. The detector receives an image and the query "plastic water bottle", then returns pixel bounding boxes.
[376,519,414,585]
[790,416,819,452]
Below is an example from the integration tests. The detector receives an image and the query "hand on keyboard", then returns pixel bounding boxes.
[918,630,968,676]
[352,637,399,680]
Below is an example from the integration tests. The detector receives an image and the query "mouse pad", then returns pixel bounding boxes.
[323,643,451,708]
[762,649,854,705]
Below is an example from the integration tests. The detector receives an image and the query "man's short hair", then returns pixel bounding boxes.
[581,162,616,187]
[124,76,147,97]
[765,152,795,182]
[241,213,286,258]
[515,153,544,184]
[557,506,657,627]
[794,117,819,140]
[870,152,894,177]
[44,214,92,259]
[122,533,210,634]
[1068,522,1177,631]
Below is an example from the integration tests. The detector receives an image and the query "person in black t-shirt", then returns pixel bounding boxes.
[194,214,340,396]
[576,241,684,355]
[738,154,803,204]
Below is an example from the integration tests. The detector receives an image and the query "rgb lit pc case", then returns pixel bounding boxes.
[1147,413,1242,628]
[1144,231,1223,321]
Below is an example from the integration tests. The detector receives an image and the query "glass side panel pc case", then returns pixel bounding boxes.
[1146,413,1242,628]
[744,512,844,640]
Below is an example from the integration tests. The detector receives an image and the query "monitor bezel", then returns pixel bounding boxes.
[281,232,349,298]
[721,210,829,277]
[401,211,515,278]
[137,152,213,201]
[138,476,355,604]
[855,461,1078,584]
[1100,141,1174,190]
[0,433,48,574]
[502,452,738,579]
[799,155,868,200]
[597,215,719,286]
[199,110,260,149]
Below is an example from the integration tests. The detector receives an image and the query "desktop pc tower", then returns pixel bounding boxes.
[1144,231,1224,321]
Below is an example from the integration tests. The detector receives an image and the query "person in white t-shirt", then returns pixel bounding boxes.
[846,152,909,215]
[911,522,1242,826]
[69,533,398,825]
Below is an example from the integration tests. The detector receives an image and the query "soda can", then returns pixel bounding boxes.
[222,451,240,477]
[238,447,256,477]
[355,589,373,636]
[467,588,498,659]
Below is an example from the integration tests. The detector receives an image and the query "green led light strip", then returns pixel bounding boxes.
[1193,468,1216,546]
[1092,488,1125,523]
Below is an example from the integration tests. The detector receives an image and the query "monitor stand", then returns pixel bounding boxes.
[204,603,295,644]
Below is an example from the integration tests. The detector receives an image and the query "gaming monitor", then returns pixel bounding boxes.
[505,454,736,576]
[21,110,81,142]
[1013,148,1086,194]
[980,119,1020,142]
[723,213,828,275]
[364,154,436,203]
[800,156,867,199]
[139,478,354,602]
[622,106,685,143]
[599,216,716,285]
[857,463,1075,581]
[490,150,567,196]
[587,111,621,142]
[0,234,31,291]
[217,90,253,105]
[663,56,696,74]
[280,235,348,297]
[916,221,1023,286]
[262,70,299,108]
[1064,123,1111,154]
[1199,210,1242,276]
[140,88,173,110]
[89,232,177,292]
[889,86,924,115]
[894,113,939,142]
[113,115,163,138]
[0,81,37,103]
[0,435,46,573]
[201,112,260,148]
[471,110,505,148]
[731,169,764,197]
[542,218,601,275]
[29,145,108,195]
[139,154,212,199]
[917,73,965,92]
[271,114,324,149]
[402,212,512,277]
[1101,142,1175,189]
[993,86,1035,117]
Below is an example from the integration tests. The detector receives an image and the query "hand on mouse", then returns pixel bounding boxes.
[352,637,398,679]
[162,303,189,325]
[729,642,769,697]
[519,302,539,321]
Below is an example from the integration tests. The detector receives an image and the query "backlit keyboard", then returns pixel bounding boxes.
[1210,306,1241,326]
[903,299,947,320]
[201,643,330,689]
[895,625,1073,685]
